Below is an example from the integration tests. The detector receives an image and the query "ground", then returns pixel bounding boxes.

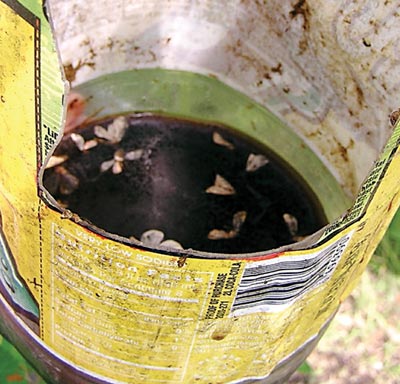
[289,267,400,384]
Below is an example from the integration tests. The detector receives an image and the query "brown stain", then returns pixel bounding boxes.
[289,0,311,53]
[387,196,395,212]
[227,38,255,64]
[290,0,309,20]
[63,60,95,83]
[271,62,282,75]
[211,329,229,341]
[362,37,372,47]
[389,108,400,127]
[63,63,78,82]
[304,129,321,139]
[211,320,234,341]
[355,83,365,107]
[106,38,114,50]
[264,71,272,80]
[177,256,187,268]
[88,47,97,60]
[331,139,354,163]
[338,144,349,162]
[255,67,273,86]
[149,50,157,62]
[319,32,327,48]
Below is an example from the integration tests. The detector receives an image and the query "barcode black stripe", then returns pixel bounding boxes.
[238,261,329,288]
[232,234,351,313]
[242,250,333,277]
[235,272,323,304]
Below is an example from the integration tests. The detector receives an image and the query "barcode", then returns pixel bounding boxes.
[232,234,352,315]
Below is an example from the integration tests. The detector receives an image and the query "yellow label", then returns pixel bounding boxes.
[38,212,244,382]
[35,208,363,383]
[0,0,42,321]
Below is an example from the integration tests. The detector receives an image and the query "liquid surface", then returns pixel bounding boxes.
[43,115,327,254]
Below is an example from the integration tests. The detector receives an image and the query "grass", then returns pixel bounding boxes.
[372,211,400,275]
[292,209,400,383]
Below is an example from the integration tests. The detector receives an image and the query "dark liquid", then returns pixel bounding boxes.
[43,115,327,254]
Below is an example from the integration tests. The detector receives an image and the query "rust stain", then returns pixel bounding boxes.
[271,62,282,75]
[290,0,311,34]
[338,144,348,162]
[389,108,400,127]
[264,71,272,80]
[63,60,95,83]
[88,47,97,60]
[228,38,255,64]
[106,38,114,50]
[355,83,365,107]
[149,50,157,62]
[211,329,229,341]
[289,0,311,53]
[177,256,187,268]
[362,37,372,47]
[387,196,395,212]
[331,139,354,163]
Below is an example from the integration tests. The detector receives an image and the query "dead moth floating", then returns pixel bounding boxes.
[94,116,129,144]
[212,131,235,150]
[43,112,325,254]
[100,148,145,174]
[45,155,68,169]
[206,174,236,195]
[208,211,247,240]
[71,133,98,151]
[45,133,98,170]
[47,166,79,195]
[282,213,308,242]
[246,153,269,172]
[283,213,298,237]
[137,229,183,250]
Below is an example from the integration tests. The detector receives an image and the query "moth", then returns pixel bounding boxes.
[70,133,98,151]
[139,229,183,250]
[100,148,144,174]
[213,131,234,150]
[246,153,269,172]
[94,116,129,144]
[208,211,247,240]
[206,174,236,195]
[283,213,298,236]
[45,166,79,195]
